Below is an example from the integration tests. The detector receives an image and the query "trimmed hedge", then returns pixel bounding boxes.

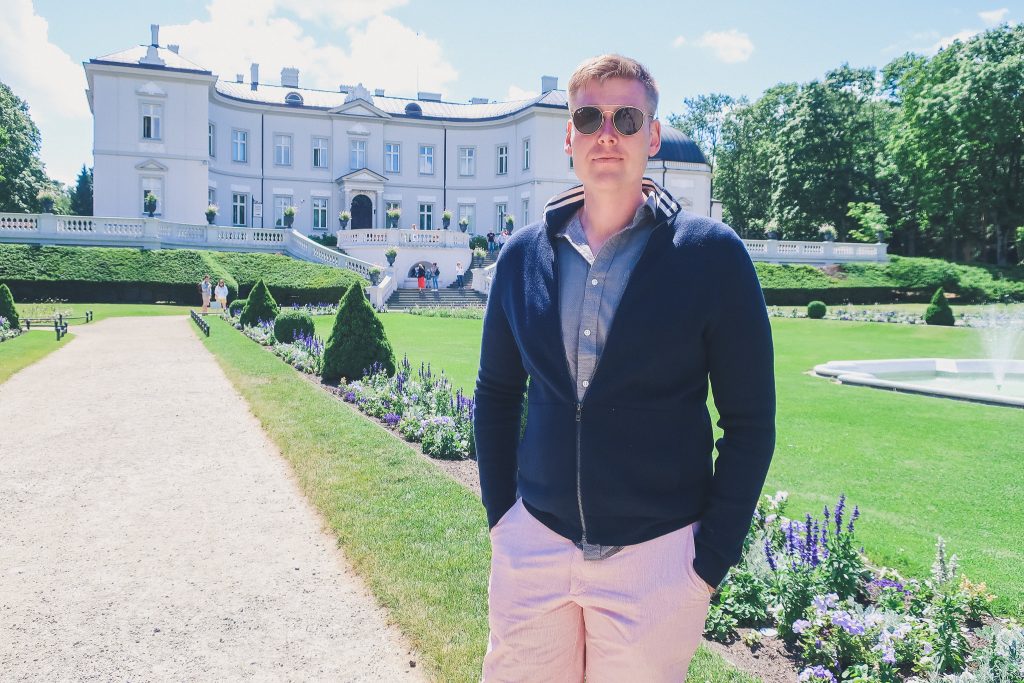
[273,310,314,343]
[924,287,955,326]
[807,301,827,319]
[239,279,279,328]
[0,283,20,329]
[228,299,247,316]
[0,244,365,304]
[321,285,395,384]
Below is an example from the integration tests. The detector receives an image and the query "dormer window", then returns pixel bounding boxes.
[404,102,423,117]
[285,92,303,106]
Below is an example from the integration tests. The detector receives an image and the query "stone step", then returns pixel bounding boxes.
[386,288,487,310]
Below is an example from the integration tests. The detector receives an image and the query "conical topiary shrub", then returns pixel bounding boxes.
[924,287,955,326]
[321,284,396,383]
[239,279,280,327]
[0,283,20,330]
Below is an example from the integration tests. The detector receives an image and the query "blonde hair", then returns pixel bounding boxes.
[567,54,659,114]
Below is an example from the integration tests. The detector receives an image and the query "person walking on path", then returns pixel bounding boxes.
[430,263,440,291]
[486,231,496,254]
[455,261,465,289]
[415,263,426,293]
[496,229,508,253]
[474,54,776,681]
[214,279,229,313]
[199,275,212,315]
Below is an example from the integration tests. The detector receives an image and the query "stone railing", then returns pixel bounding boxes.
[472,263,497,296]
[336,228,471,249]
[742,239,888,263]
[0,212,376,281]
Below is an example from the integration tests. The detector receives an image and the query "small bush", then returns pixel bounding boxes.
[0,283,20,329]
[228,299,247,316]
[924,287,955,326]
[321,284,395,383]
[273,310,314,343]
[807,301,827,319]
[239,278,280,327]
[469,235,488,250]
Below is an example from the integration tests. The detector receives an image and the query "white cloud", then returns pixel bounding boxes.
[672,35,686,48]
[696,29,754,63]
[506,85,538,101]
[161,0,457,96]
[286,0,409,28]
[978,8,1009,25]
[931,28,981,52]
[0,0,91,183]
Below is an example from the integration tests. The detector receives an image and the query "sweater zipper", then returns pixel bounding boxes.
[575,401,587,544]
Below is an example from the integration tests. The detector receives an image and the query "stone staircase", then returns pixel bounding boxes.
[386,287,488,310]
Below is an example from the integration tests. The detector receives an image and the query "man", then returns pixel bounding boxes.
[487,230,496,253]
[474,54,775,681]
[430,262,440,291]
[199,275,212,315]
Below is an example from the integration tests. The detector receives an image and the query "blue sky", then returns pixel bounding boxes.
[0,0,1017,185]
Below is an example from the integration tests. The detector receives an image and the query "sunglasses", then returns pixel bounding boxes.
[571,106,652,136]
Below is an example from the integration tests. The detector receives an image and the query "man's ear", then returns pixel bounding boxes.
[648,119,662,158]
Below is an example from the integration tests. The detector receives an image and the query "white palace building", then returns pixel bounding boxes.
[85,26,717,236]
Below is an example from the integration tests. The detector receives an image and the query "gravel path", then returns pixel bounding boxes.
[0,317,426,681]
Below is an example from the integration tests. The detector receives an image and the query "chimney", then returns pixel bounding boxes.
[417,91,442,102]
[374,88,385,96]
[250,63,259,91]
[150,24,160,47]
[168,44,179,54]
[281,67,299,88]
[541,75,558,93]
[236,73,244,83]
[470,97,489,105]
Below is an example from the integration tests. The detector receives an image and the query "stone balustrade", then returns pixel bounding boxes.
[741,238,888,264]
[336,228,471,249]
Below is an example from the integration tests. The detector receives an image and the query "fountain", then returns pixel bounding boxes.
[814,306,1024,408]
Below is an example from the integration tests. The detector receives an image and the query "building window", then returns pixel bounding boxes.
[522,138,530,170]
[208,187,216,206]
[496,144,508,175]
[141,177,162,214]
[232,129,248,163]
[273,196,293,227]
[384,142,401,174]
[522,198,529,225]
[386,201,401,219]
[208,122,215,157]
[232,193,248,226]
[274,134,292,166]
[141,103,162,140]
[312,197,328,230]
[459,146,476,176]
[350,139,366,169]
[418,203,433,230]
[418,145,434,174]
[312,136,328,168]
[458,204,475,234]
[496,203,507,230]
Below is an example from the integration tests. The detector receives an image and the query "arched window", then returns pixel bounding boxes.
[404,102,422,117]
[285,92,304,106]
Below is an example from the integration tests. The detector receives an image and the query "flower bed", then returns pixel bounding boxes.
[707,492,1021,682]
[0,316,21,342]
[768,306,1022,329]
[235,318,324,375]
[406,306,485,319]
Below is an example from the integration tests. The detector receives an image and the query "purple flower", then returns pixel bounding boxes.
[798,666,836,682]
[834,494,846,536]
[792,619,811,634]
[831,611,864,636]
[764,537,777,571]
[343,391,356,402]
[383,412,401,427]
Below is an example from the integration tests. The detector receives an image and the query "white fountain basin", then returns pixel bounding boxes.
[813,359,1024,408]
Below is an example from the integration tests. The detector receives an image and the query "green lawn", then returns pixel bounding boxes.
[316,312,1024,618]
[200,317,753,682]
[0,330,74,384]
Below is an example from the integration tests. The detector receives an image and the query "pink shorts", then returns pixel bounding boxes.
[483,499,712,682]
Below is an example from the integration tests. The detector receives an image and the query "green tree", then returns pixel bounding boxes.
[846,202,890,243]
[239,279,279,327]
[0,283,20,329]
[321,284,395,384]
[669,93,739,214]
[924,287,955,326]
[0,81,48,212]
[70,165,93,216]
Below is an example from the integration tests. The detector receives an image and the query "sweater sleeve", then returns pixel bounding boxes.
[474,260,528,528]
[692,232,777,588]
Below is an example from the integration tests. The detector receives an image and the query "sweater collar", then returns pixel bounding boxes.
[542,177,682,237]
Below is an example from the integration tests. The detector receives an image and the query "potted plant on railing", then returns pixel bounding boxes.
[37,188,58,213]
[144,193,158,218]
[505,213,515,232]
[368,265,383,286]
[384,246,398,267]
[283,205,296,228]
[205,204,218,225]
[442,209,452,230]
[472,246,487,268]
[386,208,401,229]
[458,216,469,233]
[763,220,779,240]
[818,223,838,242]
[338,210,351,229]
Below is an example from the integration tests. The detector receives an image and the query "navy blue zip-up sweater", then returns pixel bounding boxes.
[474,180,776,588]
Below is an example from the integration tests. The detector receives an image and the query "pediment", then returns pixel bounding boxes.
[134,158,168,172]
[337,168,387,184]
[329,100,390,119]
[136,81,167,97]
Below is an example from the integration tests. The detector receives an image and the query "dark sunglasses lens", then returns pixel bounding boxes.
[614,107,645,135]
[573,107,603,134]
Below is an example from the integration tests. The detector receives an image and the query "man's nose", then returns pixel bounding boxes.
[597,112,619,142]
